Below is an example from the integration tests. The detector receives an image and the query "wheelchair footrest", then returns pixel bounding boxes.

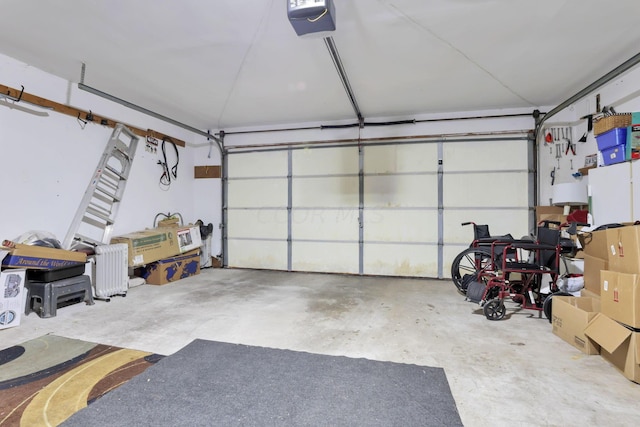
[466,281,486,304]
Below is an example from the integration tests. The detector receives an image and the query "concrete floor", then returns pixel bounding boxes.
[2,268,640,426]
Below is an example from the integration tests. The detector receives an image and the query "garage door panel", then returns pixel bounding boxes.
[228,151,287,177]
[228,240,288,270]
[443,172,528,207]
[443,140,528,171]
[293,147,358,175]
[365,144,438,173]
[364,244,438,277]
[293,177,359,207]
[364,210,438,242]
[442,245,466,280]
[228,179,288,208]
[227,209,288,239]
[292,242,359,274]
[292,209,359,241]
[364,175,438,207]
[443,209,529,245]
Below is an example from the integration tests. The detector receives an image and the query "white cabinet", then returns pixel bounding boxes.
[588,161,635,225]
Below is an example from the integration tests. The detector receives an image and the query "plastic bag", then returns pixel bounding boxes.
[12,230,62,248]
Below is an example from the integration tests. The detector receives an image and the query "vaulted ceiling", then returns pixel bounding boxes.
[2,0,639,130]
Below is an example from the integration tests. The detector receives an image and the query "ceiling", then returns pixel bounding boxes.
[2,0,640,131]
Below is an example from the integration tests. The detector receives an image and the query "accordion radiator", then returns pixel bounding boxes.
[94,243,128,298]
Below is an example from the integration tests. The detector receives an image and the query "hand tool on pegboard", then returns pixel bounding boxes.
[564,127,576,156]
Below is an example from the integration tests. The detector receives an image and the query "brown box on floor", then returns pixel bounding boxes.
[144,249,200,285]
[552,296,600,355]
[585,313,640,383]
[582,253,607,296]
[600,270,640,328]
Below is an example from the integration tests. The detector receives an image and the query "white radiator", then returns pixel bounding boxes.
[94,243,129,298]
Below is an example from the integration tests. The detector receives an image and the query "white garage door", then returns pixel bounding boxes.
[226,134,532,278]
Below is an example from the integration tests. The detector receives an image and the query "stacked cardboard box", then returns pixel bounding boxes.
[552,296,600,355]
[579,228,610,296]
[581,224,640,382]
[111,224,202,268]
[111,223,203,285]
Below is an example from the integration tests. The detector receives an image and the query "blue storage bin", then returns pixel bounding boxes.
[601,144,626,165]
[596,127,627,151]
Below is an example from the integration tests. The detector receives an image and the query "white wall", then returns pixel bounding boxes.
[0,53,220,255]
[538,65,640,207]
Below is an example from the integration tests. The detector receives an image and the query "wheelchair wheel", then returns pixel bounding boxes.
[483,299,506,321]
[451,247,493,295]
[542,291,572,323]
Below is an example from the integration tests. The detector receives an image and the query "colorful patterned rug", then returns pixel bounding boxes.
[0,335,163,426]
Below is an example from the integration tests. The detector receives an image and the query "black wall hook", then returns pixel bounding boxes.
[5,85,24,102]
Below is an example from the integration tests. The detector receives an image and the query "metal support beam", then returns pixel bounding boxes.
[437,143,444,279]
[324,36,363,125]
[358,143,364,275]
[220,131,228,268]
[78,64,222,147]
[538,52,640,128]
[287,148,293,271]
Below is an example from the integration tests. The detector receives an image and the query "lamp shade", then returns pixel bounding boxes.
[552,182,588,206]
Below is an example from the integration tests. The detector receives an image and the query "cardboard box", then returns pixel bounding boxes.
[144,249,200,285]
[0,269,26,330]
[584,313,640,383]
[580,288,600,300]
[600,270,640,328]
[111,229,180,267]
[1,244,86,269]
[552,296,601,355]
[156,224,203,254]
[606,225,640,274]
[175,226,202,253]
[535,206,566,226]
[579,228,611,260]
[583,253,607,296]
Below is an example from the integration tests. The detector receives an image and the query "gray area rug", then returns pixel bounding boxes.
[63,339,462,426]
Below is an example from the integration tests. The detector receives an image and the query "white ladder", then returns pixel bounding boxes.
[62,124,139,250]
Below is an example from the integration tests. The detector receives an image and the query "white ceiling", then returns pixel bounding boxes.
[1,0,640,130]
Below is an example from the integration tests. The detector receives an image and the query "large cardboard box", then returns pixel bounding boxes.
[583,253,607,295]
[584,313,640,383]
[111,229,180,267]
[600,270,640,328]
[552,296,601,355]
[579,228,612,261]
[0,269,26,330]
[1,244,86,269]
[143,249,200,285]
[606,225,640,274]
